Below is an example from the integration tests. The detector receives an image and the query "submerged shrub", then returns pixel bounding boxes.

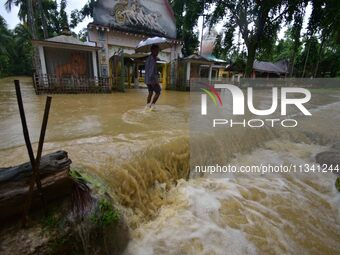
[91,198,120,227]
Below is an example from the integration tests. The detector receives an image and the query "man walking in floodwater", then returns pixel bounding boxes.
[145,44,161,111]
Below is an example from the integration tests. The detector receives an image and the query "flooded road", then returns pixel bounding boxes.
[0,77,339,255]
[0,77,189,168]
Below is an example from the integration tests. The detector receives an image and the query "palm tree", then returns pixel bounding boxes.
[13,23,32,44]
[0,16,13,76]
[5,0,37,39]
[12,23,33,75]
[4,0,52,39]
[0,16,12,54]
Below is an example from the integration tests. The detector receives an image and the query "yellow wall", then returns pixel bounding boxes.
[162,64,167,89]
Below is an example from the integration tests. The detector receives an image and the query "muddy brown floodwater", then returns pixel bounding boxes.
[0,77,339,255]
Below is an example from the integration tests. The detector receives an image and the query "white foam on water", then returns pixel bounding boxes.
[126,139,340,255]
[126,179,257,255]
[121,105,188,128]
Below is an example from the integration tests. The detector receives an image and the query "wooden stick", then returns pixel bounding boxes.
[36,96,52,170]
[14,80,48,226]
[31,96,52,211]
[23,96,52,224]
[14,80,35,165]
[30,96,52,211]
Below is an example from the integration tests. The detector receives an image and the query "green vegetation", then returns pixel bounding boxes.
[170,0,203,56]
[209,0,340,77]
[38,205,82,254]
[4,0,74,39]
[90,199,120,227]
[38,169,123,254]
[42,213,61,230]
[0,17,32,77]
[255,29,340,78]
[70,169,120,225]
[70,168,106,193]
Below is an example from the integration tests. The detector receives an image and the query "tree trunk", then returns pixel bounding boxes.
[119,49,125,92]
[0,151,73,221]
[245,43,256,77]
[302,39,311,78]
[314,34,326,78]
[26,0,37,39]
[288,48,297,77]
[290,55,296,77]
[37,0,49,39]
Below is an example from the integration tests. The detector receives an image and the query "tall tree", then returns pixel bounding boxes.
[170,0,204,56]
[0,17,33,77]
[0,16,12,54]
[5,0,37,39]
[59,0,69,28]
[70,0,97,28]
[317,34,340,77]
[10,23,33,75]
[5,0,74,38]
[307,0,340,77]
[36,0,49,38]
[0,16,12,77]
[208,0,309,77]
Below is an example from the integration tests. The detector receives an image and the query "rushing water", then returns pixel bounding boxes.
[0,77,339,254]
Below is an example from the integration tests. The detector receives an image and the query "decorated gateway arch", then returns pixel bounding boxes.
[88,0,183,90]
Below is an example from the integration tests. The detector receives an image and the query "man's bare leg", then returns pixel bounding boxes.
[152,92,160,104]
[147,91,153,105]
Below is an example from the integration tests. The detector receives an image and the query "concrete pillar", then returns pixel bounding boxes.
[38,46,47,76]
[92,51,98,77]
[37,46,48,86]
[162,64,167,89]
[119,50,125,92]
[92,51,98,85]
[186,62,191,81]
[170,45,176,89]
[208,64,213,81]
[134,64,139,88]
[127,65,131,88]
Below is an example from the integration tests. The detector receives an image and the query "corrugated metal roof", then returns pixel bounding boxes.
[184,54,210,61]
[274,59,289,73]
[32,35,101,50]
[204,54,227,63]
[46,35,89,46]
[253,60,288,74]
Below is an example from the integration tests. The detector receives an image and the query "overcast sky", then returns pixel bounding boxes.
[1,0,311,41]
